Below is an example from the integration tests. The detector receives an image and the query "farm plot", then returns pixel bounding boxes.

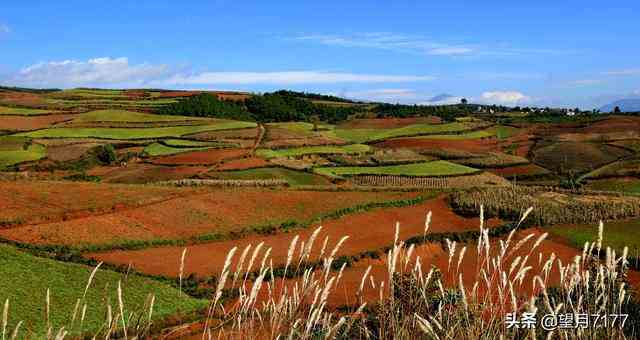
[374,137,498,155]
[256,144,370,159]
[581,157,640,179]
[149,148,248,165]
[452,152,530,168]
[337,117,441,129]
[331,121,488,143]
[88,196,501,278]
[584,177,640,194]
[0,190,418,248]
[143,141,223,157]
[487,163,551,178]
[71,109,207,123]
[0,136,46,168]
[330,149,432,166]
[211,167,331,186]
[0,243,206,337]
[0,180,195,226]
[349,172,510,188]
[0,114,75,131]
[532,142,631,174]
[215,157,270,171]
[17,121,256,139]
[548,218,640,255]
[0,105,53,115]
[87,163,210,184]
[314,160,479,179]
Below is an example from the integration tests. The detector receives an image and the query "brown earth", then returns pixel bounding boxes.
[2,190,418,247]
[88,196,501,278]
[216,157,270,171]
[0,114,75,131]
[487,164,551,177]
[338,117,442,129]
[0,180,196,227]
[149,148,249,165]
[87,163,210,183]
[374,138,499,153]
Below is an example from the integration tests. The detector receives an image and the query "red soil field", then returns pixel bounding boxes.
[338,117,442,129]
[149,148,248,165]
[0,180,195,227]
[487,164,550,177]
[251,228,637,309]
[87,163,209,183]
[187,128,258,141]
[3,190,418,246]
[0,114,75,131]
[582,116,640,133]
[216,157,270,171]
[88,196,501,278]
[375,138,498,153]
[155,91,203,98]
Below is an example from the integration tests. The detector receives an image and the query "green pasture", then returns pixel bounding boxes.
[331,122,476,143]
[0,243,206,337]
[256,144,370,159]
[0,106,52,116]
[214,167,331,186]
[73,110,202,123]
[314,160,478,178]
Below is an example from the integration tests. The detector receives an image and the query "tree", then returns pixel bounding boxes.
[460,98,468,105]
[614,106,622,113]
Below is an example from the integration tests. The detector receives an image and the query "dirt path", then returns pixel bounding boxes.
[88,197,501,278]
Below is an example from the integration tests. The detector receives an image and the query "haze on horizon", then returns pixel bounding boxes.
[1,0,639,110]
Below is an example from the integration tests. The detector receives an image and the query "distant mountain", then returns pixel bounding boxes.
[419,94,463,105]
[600,98,640,113]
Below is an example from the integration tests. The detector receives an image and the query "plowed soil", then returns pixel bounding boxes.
[88,196,501,278]
[149,148,248,165]
[375,138,498,153]
[338,117,442,129]
[216,157,270,171]
[3,190,418,247]
[0,114,75,131]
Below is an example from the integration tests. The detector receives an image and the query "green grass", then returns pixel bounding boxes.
[162,139,225,147]
[585,178,640,194]
[0,106,52,116]
[491,125,520,139]
[331,122,475,143]
[0,243,206,337]
[256,144,371,159]
[0,144,46,168]
[215,167,331,186]
[144,143,214,156]
[405,130,494,140]
[314,160,478,178]
[17,121,257,139]
[73,110,204,123]
[548,219,640,255]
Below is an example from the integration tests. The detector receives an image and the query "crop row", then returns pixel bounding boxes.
[154,178,288,187]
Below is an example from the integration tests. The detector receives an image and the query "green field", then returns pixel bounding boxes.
[0,144,46,168]
[73,110,205,123]
[214,167,331,186]
[0,106,52,116]
[404,130,494,140]
[585,178,640,194]
[143,143,214,156]
[331,122,476,143]
[314,160,478,178]
[17,121,257,139]
[162,139,229,147]
[0,243,206,337]
[256,144,370,159]
[581,158,640,180]
[548,219,640,255]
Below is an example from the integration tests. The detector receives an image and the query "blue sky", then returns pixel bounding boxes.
[1,0,639,109]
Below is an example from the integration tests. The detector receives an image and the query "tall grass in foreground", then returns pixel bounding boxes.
[201,210,637,339]
[1,209,637,339]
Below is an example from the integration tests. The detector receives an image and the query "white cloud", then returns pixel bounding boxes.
[4,57,435,88]
[11,57,169,87]
[480,91,531,105]
[296,33,475,57]
[0,23,9,35]
[603,69,640,76]
[419,96,464,106]
[161,71,434,85]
